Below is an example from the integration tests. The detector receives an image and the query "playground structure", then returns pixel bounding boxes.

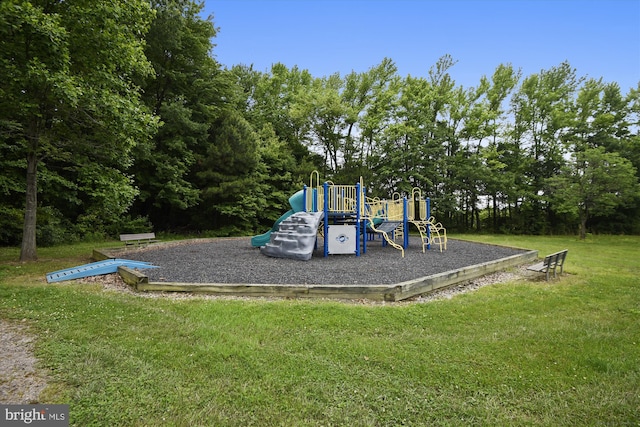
[253,172,447,260]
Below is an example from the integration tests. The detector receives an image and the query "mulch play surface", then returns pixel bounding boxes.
[119,237,528,286]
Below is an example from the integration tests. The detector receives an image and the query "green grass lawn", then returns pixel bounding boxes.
[1,235,639,426]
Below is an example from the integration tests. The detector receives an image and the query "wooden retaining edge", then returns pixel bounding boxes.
[121,249,538,302]
[118,266,149,287]
[137,282,397,302]
[92,248,116,261]
[389,250,539,301]
[93,247,396,300]
[93,244,538,302]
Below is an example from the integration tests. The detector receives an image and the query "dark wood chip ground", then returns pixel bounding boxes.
[121,237,527,286]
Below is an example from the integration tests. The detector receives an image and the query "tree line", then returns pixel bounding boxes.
[1,0,639,260]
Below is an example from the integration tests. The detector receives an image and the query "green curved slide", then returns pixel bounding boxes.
[251,190,305,247]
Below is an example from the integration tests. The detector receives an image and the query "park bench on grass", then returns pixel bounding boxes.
[527,249,568,281]
[119,232,158,248]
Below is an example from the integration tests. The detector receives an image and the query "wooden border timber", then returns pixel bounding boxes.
[118,266,149,287]
[137,282,397,301]
[92,249,113,261]
[99,246,538,302]
[390,250,538,301]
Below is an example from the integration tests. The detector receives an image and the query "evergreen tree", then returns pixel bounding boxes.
[132,0,227,230]
[190,109,263,234]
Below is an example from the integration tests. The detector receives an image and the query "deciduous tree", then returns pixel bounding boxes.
[0,0,157,260]
[547,147,639,239]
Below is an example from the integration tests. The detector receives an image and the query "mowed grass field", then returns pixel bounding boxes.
[1,235,638,426]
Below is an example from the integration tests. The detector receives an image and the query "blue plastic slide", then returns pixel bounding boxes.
[251,190,305,247]
[46,259,158,283]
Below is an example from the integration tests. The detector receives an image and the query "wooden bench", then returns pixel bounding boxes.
[527,249,568,280]
[119,233,158,248]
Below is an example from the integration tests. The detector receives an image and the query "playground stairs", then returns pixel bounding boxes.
[261,211,324,261]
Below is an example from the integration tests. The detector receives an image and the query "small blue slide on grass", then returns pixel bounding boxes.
[46,259,158,283]
[251,190,305,247]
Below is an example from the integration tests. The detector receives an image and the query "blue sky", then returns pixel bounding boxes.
[202,0,640,92]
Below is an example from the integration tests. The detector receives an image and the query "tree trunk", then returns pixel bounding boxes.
[20,150,38,261]
[579,216,587,240]
[492,194,498,232]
